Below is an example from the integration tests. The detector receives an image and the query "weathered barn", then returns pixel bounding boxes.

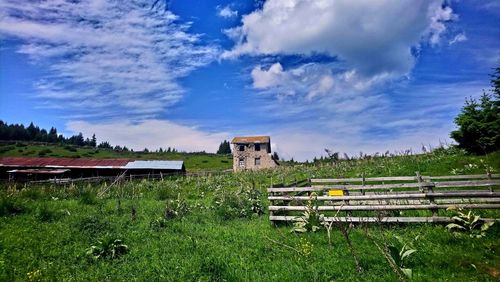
[231,136,278,172]
[0,157,185,181]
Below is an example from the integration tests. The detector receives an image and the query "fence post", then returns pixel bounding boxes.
[487,170,493,192]
[416,171,437,217]
[361,172,366,196]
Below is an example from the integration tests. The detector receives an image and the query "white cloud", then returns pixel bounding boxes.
[0,0,219,119]
[217,5,238,18]
[223,0,456,79]
[67,119,229,153]
[266,80,488,161]
[251,62,284,89]
[428,5,456,46]
[449,33,468,45]
[249,62,386,110]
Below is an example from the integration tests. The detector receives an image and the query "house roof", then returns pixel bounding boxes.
[231,136,270,144]
[122,160,184,170]
[0,157,129,168]
[7,169,70,175]
[0,157,185,170]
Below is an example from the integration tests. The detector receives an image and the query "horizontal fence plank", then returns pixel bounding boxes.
[268,191,500,201]
[428,174,500,180]
[269,203,500,211]
[310,174,500,184]
[268,180,500,193]
[311,176,417,183]
[326,198,500,206]
[269,216,500,223]
[434,180,500,188]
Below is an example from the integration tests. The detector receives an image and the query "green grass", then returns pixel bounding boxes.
[0,142,233,171]
[0,148,499,281]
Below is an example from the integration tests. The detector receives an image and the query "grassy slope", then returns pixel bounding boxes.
[0,149,499,281]
[0,142,233,171]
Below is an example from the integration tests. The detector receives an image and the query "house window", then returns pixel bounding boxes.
[239,145,245,151]
[255,144,261,151]
[239,158,245,167]
[255,157,261,166]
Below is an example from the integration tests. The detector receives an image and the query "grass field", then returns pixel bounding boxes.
[0,142,233,171]
[1,148,499,281]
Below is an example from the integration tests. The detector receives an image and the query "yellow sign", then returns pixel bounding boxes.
[328,189,344,196]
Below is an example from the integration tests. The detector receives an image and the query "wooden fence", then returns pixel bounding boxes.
[268,173,500,223]
[25,170,233,185]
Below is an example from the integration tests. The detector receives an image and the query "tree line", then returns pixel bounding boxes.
[0,120,206,154]
[0,120,99,147]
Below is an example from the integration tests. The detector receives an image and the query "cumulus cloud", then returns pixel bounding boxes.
[251,62,284,89]
[223,0,456,79]
[0,0,219,119]
[67,119,229,153]
[217,5,238,18]
[249,62,386,106]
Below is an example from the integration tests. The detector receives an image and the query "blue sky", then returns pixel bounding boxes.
[0,0,499,160]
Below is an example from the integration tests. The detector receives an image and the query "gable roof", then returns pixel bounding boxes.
[0,157,185,170]
[123,160,184,170]
[231,136,270,144]
[0,157,129,168]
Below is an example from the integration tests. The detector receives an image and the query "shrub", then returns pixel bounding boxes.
[37,149,52,157]
[0,196,25,216]
[35,204,66,222]
[213,188,264,220]
[64,146,77,152]
[0,146,14,154]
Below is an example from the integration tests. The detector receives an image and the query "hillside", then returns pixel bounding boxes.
[1,148,499,281]
[0,142,233,171]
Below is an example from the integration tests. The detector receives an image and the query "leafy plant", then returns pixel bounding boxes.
[164,194,190,219]
[213,187,264,220]
[292,193,324,233]
[445,207,494,238]
[388,239,417,279]
[86,236,128,260]
[150,217,169,230]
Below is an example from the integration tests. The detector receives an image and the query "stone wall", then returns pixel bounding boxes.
[232,142,277,172]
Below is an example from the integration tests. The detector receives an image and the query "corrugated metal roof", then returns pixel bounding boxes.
[231,136,270,144]
[0,157,130,168]
[0,157,185,170]
[7,169,70,174]
[123,160,184,170]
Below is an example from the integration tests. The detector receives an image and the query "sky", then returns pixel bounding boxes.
[0,0,499,161]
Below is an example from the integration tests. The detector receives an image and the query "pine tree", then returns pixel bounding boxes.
[90,134,97,147]
[451,66,500,154]
[216,140,231,154]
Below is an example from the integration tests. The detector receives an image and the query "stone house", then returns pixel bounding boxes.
[231,136,278,172]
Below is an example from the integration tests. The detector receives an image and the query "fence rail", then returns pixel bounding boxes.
[268,172,500,224]
[25,170,232,184]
